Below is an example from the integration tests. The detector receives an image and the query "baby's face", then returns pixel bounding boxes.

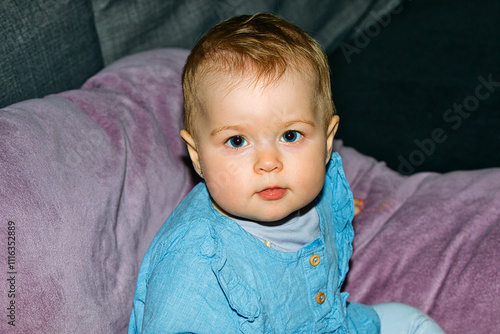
[182,69,338,222]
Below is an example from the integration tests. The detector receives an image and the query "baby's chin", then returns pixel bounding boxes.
[212,197,319,224]
[210,199,294,223]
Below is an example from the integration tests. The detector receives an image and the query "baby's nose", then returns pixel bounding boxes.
[254,148,283,173]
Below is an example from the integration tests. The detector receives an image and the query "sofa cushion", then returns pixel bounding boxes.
[330,0,500,173]
[0,0,103,108]
[91,0,403,65]
[337,140,500,334]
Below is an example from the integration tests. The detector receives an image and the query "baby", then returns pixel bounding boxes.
[129,13,444,333]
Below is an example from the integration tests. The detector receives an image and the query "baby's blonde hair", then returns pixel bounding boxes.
[182,12,336,135]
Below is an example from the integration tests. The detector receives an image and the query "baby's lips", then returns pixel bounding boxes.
[257,187,287,200]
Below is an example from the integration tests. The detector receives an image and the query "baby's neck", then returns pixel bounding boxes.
[230,201,320,252]
[211,199,316,227]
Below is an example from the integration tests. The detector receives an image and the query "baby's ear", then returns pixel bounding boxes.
[325,115,340,164]
[180,129,202,177]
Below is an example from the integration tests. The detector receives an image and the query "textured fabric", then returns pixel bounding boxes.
[0,0,103,108]
[0,49,194,333]
[336,140,500,334]
[129,153,380,333]
[232,203,320,252]
[91,0,402,65]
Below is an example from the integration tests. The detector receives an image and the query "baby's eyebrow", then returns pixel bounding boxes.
[280,119,316,128]
[210,119,315,136]
[210,124,250,137]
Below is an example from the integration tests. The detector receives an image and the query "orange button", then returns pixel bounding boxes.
[309,254,321,266]
[316,292,325,304]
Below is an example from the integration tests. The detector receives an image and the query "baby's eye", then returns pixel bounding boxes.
[280,130,303,143]
[226,136,248,148]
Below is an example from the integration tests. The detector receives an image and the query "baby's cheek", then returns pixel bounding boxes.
[302,169,326,199]
[204,173,238,206]
[205,174,228,201]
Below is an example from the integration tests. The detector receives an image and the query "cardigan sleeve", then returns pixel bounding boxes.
[140,252,236,332]
[134,219,262,333]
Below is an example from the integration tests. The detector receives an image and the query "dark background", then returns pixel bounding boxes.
[330,0,500,174]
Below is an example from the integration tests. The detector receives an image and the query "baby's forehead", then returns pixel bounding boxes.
[195,70,323,127]
[197,65,314,98]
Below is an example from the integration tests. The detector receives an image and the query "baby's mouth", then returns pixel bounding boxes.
[256,187,287,200]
